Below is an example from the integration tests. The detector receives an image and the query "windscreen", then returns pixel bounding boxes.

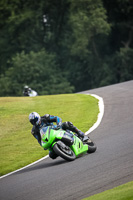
[40,126,48,138]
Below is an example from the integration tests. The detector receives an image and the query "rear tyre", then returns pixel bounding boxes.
[53,143,76,161]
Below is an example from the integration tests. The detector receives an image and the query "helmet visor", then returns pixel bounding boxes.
[30,118,38,125]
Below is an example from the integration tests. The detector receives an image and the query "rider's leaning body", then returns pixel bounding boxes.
[29,112,85,159]
[31,114,62,146]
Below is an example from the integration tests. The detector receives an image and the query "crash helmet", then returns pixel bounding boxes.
[24,85,29,92]
[29,112,41,125]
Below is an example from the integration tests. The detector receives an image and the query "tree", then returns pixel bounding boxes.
[0,49,74,96]
[111,48,133,83]
[0,0,45,74]
[0,0,133,96]
[102,0,133,84]
[63,0,111,91]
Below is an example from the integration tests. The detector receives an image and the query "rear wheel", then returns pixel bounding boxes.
[53,142,76,161]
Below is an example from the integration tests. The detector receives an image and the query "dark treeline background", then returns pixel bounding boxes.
[0,0,133,96]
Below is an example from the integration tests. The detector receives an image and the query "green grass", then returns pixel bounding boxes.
[82,181,133,200]
[0,93,99,176]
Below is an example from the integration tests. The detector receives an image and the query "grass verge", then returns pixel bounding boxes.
[0,93,99,176]
[82,181,133,200]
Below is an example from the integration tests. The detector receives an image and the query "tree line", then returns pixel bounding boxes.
[0,0,133,96]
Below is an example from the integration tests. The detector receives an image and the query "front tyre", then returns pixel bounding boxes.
[53,142,76,161]
[86,139,97,153]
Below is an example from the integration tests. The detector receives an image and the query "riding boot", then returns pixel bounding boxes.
[62,121,85,139]
[75,128,85,139]
[49,150,58,159]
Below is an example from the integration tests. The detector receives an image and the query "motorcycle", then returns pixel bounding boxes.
[40,126,97,161]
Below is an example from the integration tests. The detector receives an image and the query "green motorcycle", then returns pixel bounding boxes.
[40,126,97,161]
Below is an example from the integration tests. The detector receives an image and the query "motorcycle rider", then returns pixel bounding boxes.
[23,85,38,97]
[29,112,85,159]
[23,85,30,96]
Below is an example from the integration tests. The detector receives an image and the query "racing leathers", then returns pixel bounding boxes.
[31,114,84,159]
[31,114,62,146]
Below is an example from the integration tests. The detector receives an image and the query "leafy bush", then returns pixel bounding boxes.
[0,49,74,96]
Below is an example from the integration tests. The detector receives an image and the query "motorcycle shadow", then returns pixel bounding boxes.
[17,158,67,174]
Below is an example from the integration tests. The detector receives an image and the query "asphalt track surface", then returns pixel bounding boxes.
[0,81,133,200]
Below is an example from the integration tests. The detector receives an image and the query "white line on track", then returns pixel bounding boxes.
[85,94,104,135]
[0,94,104,179]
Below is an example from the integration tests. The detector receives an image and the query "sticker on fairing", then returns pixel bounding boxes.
[40,129,46,139]
[59,131,64,137]
[41,141,46,146]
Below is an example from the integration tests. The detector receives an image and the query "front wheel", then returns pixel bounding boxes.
[53,142,76,161]
[86,138,97,153]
